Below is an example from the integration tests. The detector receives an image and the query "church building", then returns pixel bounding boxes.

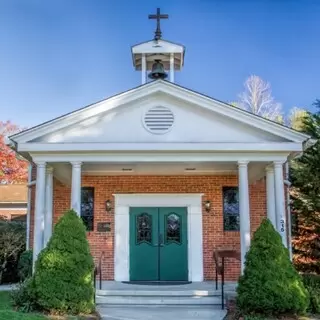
[8,9,311,283]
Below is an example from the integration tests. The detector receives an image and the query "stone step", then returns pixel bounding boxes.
[97,305,227,320]
[96,289,221,297]
[96,295,223,306]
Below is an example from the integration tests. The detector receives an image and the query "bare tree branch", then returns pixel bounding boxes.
[237,75,283,122]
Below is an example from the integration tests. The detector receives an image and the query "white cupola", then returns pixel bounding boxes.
[131,8,185,84]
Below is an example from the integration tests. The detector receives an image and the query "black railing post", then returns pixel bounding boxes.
[221,257,225,310]
[215,264,218,290]
[93,267,97,304]
[99,263,102,290]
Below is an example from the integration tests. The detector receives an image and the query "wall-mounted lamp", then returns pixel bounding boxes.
[204,200,211,213]
[105,200,112,212]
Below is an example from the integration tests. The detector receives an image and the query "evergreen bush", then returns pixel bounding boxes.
[33,210,94,314]
[237,218,309,316]
[302,274,320,314]
[18,250,33,281]
[11,277,37,312]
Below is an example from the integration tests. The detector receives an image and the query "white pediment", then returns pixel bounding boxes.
[10,80,309,155]
[31,93,289,144]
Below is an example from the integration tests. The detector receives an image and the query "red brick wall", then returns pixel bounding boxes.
[30,175,267,281]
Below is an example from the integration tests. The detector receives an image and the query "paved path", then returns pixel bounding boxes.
[0,284,16,291]
[97,305,227,320]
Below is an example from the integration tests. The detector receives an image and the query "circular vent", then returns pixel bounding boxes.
[143,106,174,134]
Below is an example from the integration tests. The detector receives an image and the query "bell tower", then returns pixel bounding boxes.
[131,8,185,84]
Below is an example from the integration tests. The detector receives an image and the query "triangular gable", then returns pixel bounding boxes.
[10,80,310,145]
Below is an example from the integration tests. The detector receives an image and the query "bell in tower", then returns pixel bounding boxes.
[148,60,168,80]
[131,8,185,84]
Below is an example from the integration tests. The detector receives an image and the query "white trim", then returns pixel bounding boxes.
[10,80,309,145]
[18,142,303,153]
[114,194,204,282]
[132,40,185,54]
[30,151,289,163]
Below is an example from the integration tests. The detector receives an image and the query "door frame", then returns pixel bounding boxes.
[114,193,204,282]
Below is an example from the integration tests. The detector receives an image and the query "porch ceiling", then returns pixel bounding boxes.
[50,161,269,185]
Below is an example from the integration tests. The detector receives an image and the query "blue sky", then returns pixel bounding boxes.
[0,0,319,127]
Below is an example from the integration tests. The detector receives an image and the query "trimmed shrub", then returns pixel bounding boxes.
[302,273,320,314]
[11,277,37,312]
[18,250,33,281]
[33,210,94,314]
[237,218,309,316]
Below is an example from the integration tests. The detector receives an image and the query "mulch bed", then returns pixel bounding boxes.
[223,296,319,320]
[48,311,101,319]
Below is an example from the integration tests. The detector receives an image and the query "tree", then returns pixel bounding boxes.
[289,107,308,131]
[291,100,320,274]
[0,218,25,283]
[33,210,94,314]
[237,218,309,316]
[0,121,28,184]
[236,75,283,122]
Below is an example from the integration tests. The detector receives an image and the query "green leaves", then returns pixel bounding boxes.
[33,210,95,314]
[291,99,320,274]
[237,218,309,316]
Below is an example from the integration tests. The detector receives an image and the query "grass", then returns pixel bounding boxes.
[0,291,46,320]
[0,291,95,320]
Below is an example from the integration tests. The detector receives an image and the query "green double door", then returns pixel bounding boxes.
[129,207,188,282]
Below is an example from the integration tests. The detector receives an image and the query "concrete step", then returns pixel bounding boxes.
[96,294,222,305]
[96,289,221,297]
[97,305,227,320]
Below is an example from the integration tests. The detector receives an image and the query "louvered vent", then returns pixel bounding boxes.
[143,106,174,134]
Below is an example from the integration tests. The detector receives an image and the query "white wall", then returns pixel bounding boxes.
[33,93,288,144]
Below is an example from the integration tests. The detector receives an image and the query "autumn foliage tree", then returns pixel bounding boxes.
[0,121,28,184]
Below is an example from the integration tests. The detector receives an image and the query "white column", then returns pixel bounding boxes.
[170,53,174,82]
[266,166,277,229]
[43,167,53,247]
[238,161,251,273]
[274,161,287,247]
[141,53,146,84]
[71,161,82,216]
[33,161,46,271]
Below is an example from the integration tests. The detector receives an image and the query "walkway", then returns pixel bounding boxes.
[98,305,227,320]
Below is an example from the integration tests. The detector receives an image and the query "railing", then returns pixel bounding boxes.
[94,251,105,294]
[213,249,240,310]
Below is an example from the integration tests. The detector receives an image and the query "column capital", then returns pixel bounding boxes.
[34,161,46,168]
[238,160,249,167]
[273,160,285,168]
[46,166,54,174]
[265,165,274,173]
[70,161,82,168]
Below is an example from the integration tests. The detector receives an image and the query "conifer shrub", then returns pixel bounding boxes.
[33,210,94,314]
[18,250,33,281]
[302,274,320,314]
[237,218,309,316]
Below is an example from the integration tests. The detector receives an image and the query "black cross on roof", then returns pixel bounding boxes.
[148,8,169,40]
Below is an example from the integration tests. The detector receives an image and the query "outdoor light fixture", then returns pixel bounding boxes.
[105,200,112,212]
[204,200,211,213]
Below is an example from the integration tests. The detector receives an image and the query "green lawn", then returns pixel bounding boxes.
[0,291,47,320]
[0,291,95,320]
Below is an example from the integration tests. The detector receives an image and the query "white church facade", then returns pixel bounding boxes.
[8,9,311,282]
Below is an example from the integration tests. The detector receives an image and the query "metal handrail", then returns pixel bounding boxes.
[93,266,97,304]
[98,251,104,290]
[213,250,240,310]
